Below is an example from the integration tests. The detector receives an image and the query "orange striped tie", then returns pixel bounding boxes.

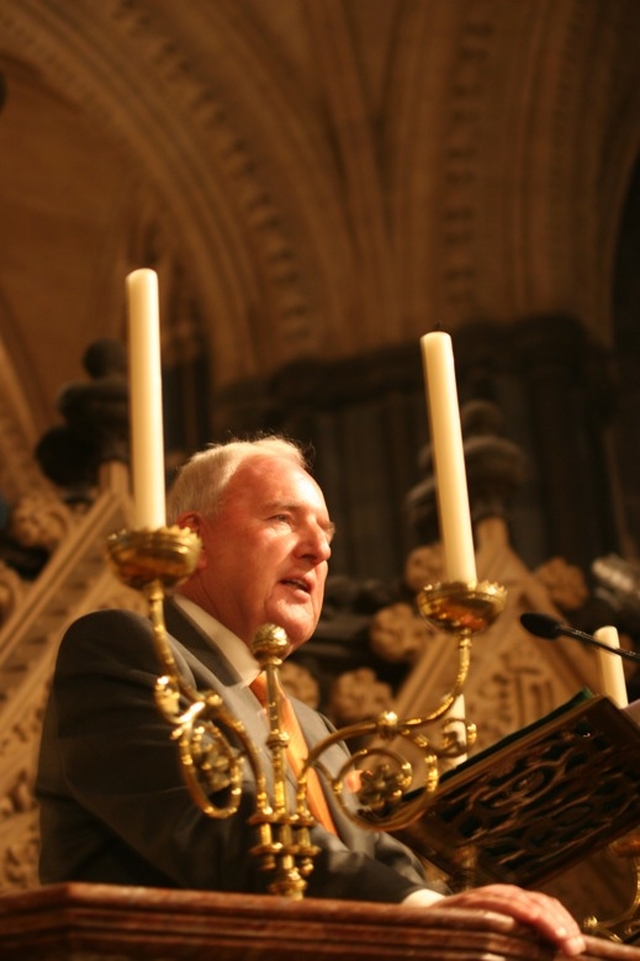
[250,673,337,834]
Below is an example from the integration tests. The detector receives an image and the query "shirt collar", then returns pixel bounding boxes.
[172,594,261,687]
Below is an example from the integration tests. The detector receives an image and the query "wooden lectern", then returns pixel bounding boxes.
[1,882,640,961]
[4,695,640,957]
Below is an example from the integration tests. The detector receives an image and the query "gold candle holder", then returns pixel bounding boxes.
[415,578,507,724]
[106,528,507,897]
[417,580,508,635]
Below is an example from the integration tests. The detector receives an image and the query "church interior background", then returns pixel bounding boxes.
[0,0,640,928]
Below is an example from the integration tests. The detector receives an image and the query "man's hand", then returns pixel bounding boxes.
[437,884,586,956]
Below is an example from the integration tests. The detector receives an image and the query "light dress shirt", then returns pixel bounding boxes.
[172,594,262,686]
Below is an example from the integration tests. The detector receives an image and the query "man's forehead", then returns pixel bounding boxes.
[225,456,324,503]
[237,454,304,479]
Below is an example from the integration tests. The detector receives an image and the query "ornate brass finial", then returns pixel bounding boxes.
[252,622,290,663]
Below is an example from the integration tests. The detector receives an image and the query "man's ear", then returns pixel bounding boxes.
[175,511,207,569]
[176,510,200,534]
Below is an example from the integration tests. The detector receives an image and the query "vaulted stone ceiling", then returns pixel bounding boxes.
[1,1,638,412]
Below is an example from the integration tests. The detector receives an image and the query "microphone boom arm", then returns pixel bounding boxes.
[520,612,640,664]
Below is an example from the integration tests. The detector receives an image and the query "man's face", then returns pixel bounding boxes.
[180,455,334,651]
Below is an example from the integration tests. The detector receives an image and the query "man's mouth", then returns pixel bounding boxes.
[281,577,311,594]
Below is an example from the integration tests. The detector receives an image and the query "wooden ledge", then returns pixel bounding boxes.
[0,883,638,960]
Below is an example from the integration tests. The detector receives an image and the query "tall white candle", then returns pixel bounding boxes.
[420,332,477,584]
[126,268,166,529]
[594,624,628,708]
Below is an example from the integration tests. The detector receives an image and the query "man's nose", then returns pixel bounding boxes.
[299,524,332,562]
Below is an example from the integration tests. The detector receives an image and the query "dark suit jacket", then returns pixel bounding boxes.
[36,603,434,902]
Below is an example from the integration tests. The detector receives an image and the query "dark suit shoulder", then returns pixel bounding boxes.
[55,607,162,683]
[55,606,215,698]
[64,607,150,636]
[60,607,152,650]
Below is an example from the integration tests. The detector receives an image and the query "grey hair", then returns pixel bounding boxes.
[166,435,309,523]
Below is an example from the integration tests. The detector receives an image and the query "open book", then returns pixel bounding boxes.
[395,691,640,888]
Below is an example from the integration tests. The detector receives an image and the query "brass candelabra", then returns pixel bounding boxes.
[106,525,506,899]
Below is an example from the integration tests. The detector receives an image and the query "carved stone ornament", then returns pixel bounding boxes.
[8,493,74,554]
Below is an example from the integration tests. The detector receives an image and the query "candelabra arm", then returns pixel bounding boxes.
[300,580,505,832]
[142,576,270,820]
[296,711,445,833]
[401,633,473,728]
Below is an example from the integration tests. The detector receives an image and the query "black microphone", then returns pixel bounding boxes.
[520,612,640,663]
